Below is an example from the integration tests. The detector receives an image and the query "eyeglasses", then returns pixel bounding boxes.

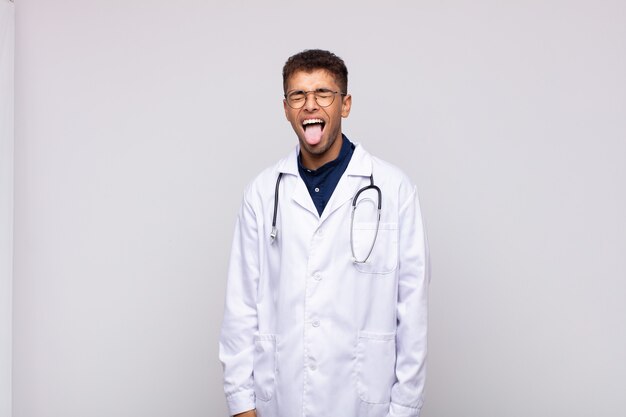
[284,88,346,109]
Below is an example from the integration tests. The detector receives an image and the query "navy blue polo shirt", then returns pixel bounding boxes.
[298,135,355,216]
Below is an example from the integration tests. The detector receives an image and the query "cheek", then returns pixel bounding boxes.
[286,110,300,126]
[328,108,343,125]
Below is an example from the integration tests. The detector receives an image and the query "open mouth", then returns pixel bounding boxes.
[302,118,325,145]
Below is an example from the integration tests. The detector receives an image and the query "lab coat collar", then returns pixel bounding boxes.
[276,142,373,221]
[321,144,372,221]
[344,143,373,178]
[276,142,372,178]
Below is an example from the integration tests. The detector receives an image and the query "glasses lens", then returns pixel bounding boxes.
[287,92,306,108]
[315,90,335,107]
[286,90,339,108]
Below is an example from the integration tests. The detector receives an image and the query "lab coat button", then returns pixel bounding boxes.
[309,363,317,371]
[313,272,322,281]
[312,320,320,327]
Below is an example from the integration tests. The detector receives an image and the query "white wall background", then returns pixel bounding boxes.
[11,1,626,417]
[0,1,14,416]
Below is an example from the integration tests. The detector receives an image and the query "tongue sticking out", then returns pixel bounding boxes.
[304,124,323,146]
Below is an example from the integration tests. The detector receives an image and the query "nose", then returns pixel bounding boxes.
[303,91,319,111]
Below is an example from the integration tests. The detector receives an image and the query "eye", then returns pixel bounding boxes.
[288,91,306,102]
[315,89,334,98]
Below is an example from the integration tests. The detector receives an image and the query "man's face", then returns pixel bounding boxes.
[283,69,352,167]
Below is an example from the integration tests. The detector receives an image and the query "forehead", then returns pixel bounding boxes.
[286,69,339,91]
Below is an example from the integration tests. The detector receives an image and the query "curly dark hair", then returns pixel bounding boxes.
[282,49,348,94]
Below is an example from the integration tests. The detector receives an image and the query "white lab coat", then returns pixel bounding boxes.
[219,143,429,417]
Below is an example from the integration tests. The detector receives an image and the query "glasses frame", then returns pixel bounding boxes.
[284,88,347,109]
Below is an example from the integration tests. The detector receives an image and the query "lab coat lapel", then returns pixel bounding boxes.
[277,146,319,217]
[291,176,318,216]
[320,144,372,223]
[319,175,360,223]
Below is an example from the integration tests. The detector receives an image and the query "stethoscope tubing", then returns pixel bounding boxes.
[270,173,381,264]
[349,175,381,263]
[270,172,283,242]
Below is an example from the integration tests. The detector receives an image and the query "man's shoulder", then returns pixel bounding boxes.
[243,147,296,198]
[372,155,410,181]
[356,144,414,188]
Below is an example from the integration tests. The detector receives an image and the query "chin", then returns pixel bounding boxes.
[301,139,331,156]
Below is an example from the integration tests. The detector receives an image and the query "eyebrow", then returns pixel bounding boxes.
[287,88,334,94]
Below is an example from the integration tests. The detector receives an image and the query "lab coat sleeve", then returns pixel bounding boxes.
[390,186,430,417]
[219,192,261,415]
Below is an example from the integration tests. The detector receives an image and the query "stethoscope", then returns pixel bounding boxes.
[270,173,382,264]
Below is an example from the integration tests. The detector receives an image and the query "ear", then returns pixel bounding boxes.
[341,94,352,118]
[283,99,290,121]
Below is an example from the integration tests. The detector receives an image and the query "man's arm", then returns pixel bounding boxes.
[233,410,256,417]
[390,186,430,417]
[219,194,260,415]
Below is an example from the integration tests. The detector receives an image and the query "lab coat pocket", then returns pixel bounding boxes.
[352,222,398,274]
[355,331,397,404]
[253,334,277,402]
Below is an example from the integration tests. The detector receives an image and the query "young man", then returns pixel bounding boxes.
[220,49,429,417]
